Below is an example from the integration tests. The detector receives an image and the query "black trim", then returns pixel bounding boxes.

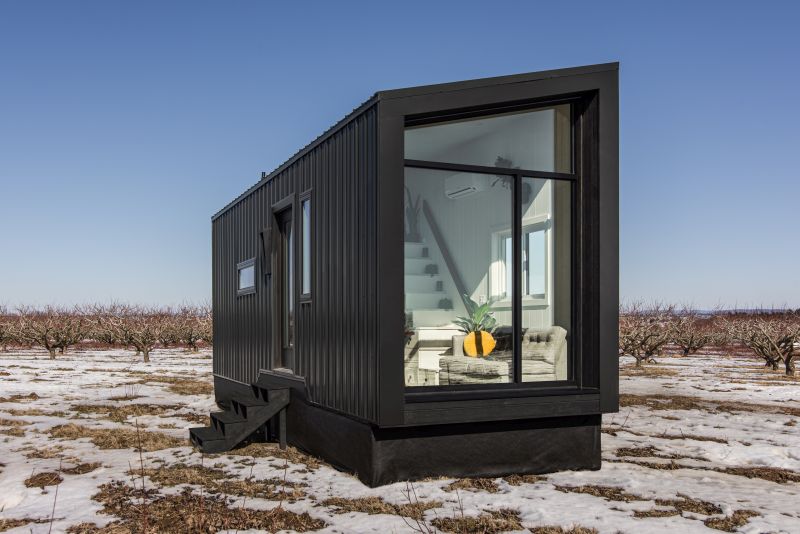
[404,159,575,181]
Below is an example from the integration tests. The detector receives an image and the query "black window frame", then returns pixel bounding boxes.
[402,97,582,396]
[236,257,257,296]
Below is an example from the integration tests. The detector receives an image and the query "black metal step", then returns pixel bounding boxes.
[189,426,229,453]
[210,411,246,435]
[230,395,268,418]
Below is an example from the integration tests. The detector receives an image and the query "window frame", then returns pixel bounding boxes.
[236,258,256,296]
[490,214,551,307]
[402,98,580,394]
[299,190,313,302]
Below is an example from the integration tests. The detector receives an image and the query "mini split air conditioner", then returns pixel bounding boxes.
[444,173,491,199]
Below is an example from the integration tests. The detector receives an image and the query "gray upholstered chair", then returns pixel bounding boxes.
[441,326,567,384]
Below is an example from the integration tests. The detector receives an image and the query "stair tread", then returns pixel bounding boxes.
[189,426,225,442]
[231,395,268,408]
[211,411,246,424]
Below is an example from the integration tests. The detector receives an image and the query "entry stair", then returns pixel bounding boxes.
[189,386,290,454]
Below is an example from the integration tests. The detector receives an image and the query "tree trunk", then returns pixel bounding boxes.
[48,347,56,359]
[634,356,642,367]
[142,349,150,363]
[682,347,690,357]
[786,356,796,376]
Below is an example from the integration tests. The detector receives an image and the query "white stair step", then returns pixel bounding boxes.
[404,257,440,275]
[405,292,451,309]
[415,326,463,342]
[405,274,442,293]
[418,348,446,371]
[404,242,430,259]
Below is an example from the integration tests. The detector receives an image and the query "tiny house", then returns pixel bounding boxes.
[191,63,619,486]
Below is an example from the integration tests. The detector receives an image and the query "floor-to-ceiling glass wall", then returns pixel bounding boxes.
[403,104,573,387]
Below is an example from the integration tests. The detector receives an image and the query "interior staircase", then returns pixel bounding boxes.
[189,385,290,454]
[404,240,454,327]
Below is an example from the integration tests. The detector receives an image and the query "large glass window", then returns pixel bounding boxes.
[405,104,571,173]
[403,103,573,388]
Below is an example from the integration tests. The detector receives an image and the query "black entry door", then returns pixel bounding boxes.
[277,209,294,370]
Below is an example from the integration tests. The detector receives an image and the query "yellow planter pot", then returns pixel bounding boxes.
[463,331,496,357]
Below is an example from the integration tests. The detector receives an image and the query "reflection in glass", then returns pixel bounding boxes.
[519,177,570,382]
[405,104,571,173]
[238,265,255,290]
[301,199,311,295]
[403,167,513,386]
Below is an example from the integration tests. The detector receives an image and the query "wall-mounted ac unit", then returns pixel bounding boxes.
[444,173,490,199]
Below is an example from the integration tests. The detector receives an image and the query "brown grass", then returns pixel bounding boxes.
[69,480,325,533]
[176,412,209,425]
[444,477,500,493]
[431,509,523,534]
[0,417,31,427]
[620,393,800,417]
[5,407,67,417]
[131,463,307,502]
[620,365,678,377]
[18,445,65,459]
[48,423,185,451]
[529,527,598,534]
[226,442,323,471]
[0,518,49,532]
[25,471,63,488]
[614,445,704,461]
[718,466,800,483]
[62,462,102,475]
[0,392,40,402]
[655,494,722,515]
[71,403,183,423]
[555,484,644,502]
[704,509,760,531]
[503,473,546,486]
[633,509,680,518]
[323,496,441,520]
[132,374,214,396]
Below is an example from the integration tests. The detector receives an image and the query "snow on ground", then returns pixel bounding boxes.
[0,349,798,533]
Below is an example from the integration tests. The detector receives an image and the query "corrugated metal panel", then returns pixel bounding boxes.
[212,104,379,423]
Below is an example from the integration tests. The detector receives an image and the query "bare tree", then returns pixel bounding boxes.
[670,306,718,357]
[619,301,675,366]
[17,306,87,358]
[100,305,169,362]
[173,305,203,352]
[157,307,181,348]
[199,305,213,347]
[0,307,20,352]
[723,310,800,375]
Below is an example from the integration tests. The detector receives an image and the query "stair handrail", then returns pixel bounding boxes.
[421,200,471,311]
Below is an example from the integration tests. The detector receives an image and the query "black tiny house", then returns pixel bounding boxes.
[191,63,619,486]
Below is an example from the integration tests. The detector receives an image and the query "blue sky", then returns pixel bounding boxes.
[1,1,798,309]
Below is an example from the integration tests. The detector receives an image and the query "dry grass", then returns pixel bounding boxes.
[444,477,500,493]
[633,509,680,518]
[554,484,644,502]
[655,494,722,515]
[5,407,67,417]
[25,470,64,488]
[176,412,209,425]
[0,392,40,402]
[71,403,182,423]
[620,365,678,377]
[704,509,760,531]
[18,444,65,459]
[0,518,49,531]
[68,480,325,533]
[0,417,31,427]
[48,423,185,451]
[226,442,323,471]
[431,508,522,533]
[131,374,214,396]
[322,496,441,521]
[529,527,598,534]
[620,393,800,417]
[503,473,546,486]
[718,466,800,483]
[131,463,307,502]
[614,445,704,461]
[62,462,102,475]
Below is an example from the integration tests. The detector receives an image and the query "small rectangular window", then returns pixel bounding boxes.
[300,196,311,297]
[237,258,256,295]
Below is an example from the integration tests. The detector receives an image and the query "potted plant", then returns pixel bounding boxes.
[454,295,497,357]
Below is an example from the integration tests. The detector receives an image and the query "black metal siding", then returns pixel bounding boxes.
[213,104,379,423]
